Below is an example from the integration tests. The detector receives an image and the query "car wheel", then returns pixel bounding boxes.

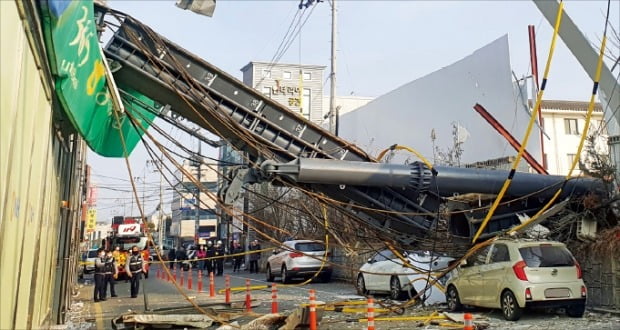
[389,276,403,300]
[281,265,290,284]
[356,274,368,295]
[266,264,274,282]
[566,303,585,318]
[319,272,332,283]
[501,290,523,321]
[446,285,462,312]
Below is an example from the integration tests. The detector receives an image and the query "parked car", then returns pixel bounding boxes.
[445,238,586,321]
[266,240,332,283]
[356,249,454,303]
[83,249,99,274]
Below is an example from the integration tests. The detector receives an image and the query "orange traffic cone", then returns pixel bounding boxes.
[463,313,474,330]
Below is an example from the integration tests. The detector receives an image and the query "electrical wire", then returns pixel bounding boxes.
[508,0,613,236]
[472,0,566,243]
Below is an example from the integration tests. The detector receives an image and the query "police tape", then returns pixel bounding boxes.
[148,247,276,264]
[79,247,276,266]
[353,314,447,322]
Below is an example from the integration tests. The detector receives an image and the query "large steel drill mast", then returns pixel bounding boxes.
[99,7,607,246]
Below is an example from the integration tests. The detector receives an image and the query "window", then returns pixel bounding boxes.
[465,246,490,266]
[303,72,311,80]
[589,120,601,133]
[490,244,510,263]
[518,245,574,268]
[262,86,272,98]
[283,71,292,79]
[567,153,576,168]
[301,88,311,119]
[262,70,271,78]
[295,242,325,252]
[371,250,395,263]
[564,118,579,135]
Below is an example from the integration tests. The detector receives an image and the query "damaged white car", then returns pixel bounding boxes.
[356,249,454,304]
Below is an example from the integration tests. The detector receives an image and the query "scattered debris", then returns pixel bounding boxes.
[240,313,287,329]
[112,313,215,329]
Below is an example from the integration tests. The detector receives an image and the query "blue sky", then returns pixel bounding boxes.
[91,0,619,221]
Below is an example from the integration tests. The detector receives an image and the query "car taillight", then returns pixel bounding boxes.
[513,261,528,281]
[575,260,583,279]
[581,285,587,297]
[525,288,532,300]
[289,252,304,258]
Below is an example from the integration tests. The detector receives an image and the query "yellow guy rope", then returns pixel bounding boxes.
[471,0,565,243]
[377,144,434,171]
[508,6,609,235]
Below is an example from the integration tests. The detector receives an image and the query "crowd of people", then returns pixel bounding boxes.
[166,239,262,276]
[89,239,262,302]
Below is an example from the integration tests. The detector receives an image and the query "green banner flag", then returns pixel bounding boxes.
[39,0,156,157]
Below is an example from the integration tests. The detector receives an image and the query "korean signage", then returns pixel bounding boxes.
[118,224,141,236]
[39,0,156,157]
[86,208,97,233]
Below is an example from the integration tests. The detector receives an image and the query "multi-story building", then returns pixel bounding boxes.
[240,61,326,123]
[536,100,606,175]
[170,159,218,247]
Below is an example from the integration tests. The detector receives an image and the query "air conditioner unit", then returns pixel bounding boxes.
[576,216,597,241]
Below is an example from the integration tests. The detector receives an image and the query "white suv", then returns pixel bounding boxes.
[445,238,586,321]
[266,240,332,283]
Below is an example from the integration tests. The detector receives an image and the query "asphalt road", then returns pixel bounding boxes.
[76,263,360,329]
[72,264,620,329]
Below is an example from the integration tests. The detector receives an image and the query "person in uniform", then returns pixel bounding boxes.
[168,247,176,270]
[104,250,118,298]
[94,248,107,302]
[249,240,261,274]
[232,241,244,272]
[214,241,225,276]
[125,245,146,298]
[205,241,215,275]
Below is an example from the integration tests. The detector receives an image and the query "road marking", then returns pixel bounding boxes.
[94,301,105,329]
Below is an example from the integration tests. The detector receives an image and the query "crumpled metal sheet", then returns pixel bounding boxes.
[123,314,214,328]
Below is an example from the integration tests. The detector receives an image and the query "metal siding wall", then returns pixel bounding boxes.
[0,1,83,328]
[0,2,29,326]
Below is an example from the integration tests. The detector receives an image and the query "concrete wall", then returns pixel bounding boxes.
[580,252,620,309]
[339,35,543,165]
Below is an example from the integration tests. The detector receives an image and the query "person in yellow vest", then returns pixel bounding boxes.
[141,248,150,278]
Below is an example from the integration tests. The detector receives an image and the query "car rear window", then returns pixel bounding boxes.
[87,250,98,258]
[518,245,575,267]
[295,242,325,252]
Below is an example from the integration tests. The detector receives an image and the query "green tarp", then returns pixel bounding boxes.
[39,0,156,157]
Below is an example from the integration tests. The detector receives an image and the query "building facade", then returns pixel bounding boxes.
[1,1,89,327]
[241,61,326,123]
[170,159,218,246]
[537,100,607,175]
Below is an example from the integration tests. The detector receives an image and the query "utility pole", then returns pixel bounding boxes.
[195,139,202,245]
[157,163,164,249]
[328,0,337,135]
